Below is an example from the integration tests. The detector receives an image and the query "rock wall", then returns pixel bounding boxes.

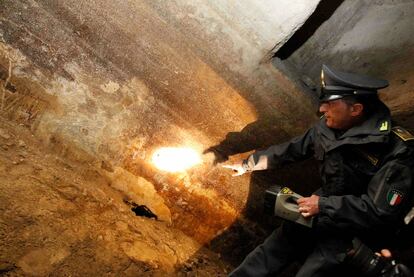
[0,0,319,245]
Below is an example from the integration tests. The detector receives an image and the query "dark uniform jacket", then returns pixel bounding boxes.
[245,102,414,245]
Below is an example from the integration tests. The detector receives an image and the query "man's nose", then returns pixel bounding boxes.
[319,102,329,113]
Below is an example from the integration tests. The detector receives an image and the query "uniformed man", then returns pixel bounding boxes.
[223,65,414,277]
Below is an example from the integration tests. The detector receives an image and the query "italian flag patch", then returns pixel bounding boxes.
[387,189,403,206]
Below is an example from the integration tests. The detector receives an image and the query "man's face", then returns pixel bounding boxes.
[319,99,360,130]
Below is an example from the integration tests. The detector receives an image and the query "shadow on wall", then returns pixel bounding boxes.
[190,0,348,267]
[202,118,322,267]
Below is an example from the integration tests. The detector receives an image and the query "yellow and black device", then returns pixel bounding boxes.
[264,185,313,228]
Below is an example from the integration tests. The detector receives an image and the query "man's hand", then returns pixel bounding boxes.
[222,161,247,176]
[297,195,320,218]
[379,249,392,259]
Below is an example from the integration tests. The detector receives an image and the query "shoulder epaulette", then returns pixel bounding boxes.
[392,126,414,142]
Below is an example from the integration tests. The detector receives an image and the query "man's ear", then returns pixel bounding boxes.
[351,103,364,116]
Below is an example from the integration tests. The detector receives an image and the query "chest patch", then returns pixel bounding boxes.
[387,189,403,206]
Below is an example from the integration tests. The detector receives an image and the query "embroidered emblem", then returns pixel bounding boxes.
[380,121,389,132]
[387,189,403,206]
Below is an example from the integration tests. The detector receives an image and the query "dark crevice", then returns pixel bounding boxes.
[274,0,345,60]
[5,83,16,93]
[124,199,158,219]
[0,262,16,274]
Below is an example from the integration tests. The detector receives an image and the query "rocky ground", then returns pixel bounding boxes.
[0,117,231,276]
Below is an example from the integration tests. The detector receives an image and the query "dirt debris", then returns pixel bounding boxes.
[0,118,231,276]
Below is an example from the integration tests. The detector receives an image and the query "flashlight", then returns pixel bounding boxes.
[152,147,201,172]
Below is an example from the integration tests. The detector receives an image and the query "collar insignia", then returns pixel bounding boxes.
[379,121,389,132]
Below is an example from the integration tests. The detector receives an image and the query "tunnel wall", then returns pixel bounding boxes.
[0,0,320,244]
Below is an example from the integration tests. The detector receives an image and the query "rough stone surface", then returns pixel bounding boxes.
[0,0,319,248]
[0,117,230,276]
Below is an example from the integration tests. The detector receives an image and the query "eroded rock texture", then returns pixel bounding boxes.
[0,0,319,248]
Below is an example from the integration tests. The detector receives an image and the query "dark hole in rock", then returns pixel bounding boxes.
[100,160,114,172]
[5,83,16,93]
[124,199,158,219]
[0,261,16,274]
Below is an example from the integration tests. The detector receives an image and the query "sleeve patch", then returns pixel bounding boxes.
[386,189,404,206]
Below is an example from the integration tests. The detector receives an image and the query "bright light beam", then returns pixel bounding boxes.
[152,147,201,172]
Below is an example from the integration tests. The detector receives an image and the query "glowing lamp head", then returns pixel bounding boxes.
[152,147,201,172]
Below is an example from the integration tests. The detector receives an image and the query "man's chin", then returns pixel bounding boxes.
[325,119,333,128]
[327,122,347,130]
[326,120,339,130]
